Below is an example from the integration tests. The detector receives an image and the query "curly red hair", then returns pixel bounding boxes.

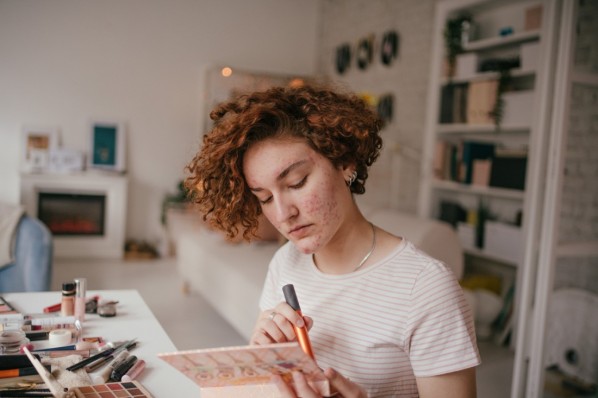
[185,84,383,240]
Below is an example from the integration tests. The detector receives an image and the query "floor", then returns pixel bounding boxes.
[52,256,515,397]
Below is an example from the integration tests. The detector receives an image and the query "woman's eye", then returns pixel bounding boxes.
[260,196,273,205]
[290,176,307,189]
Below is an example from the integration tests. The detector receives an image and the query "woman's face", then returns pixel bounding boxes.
[243,137,353,254]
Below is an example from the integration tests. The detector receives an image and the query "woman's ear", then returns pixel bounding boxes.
[341,164,355,178]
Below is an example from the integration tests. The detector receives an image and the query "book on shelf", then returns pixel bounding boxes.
[471,159,492,186]
[439,83,468,124]
[461,141,495,184]
[489,148,528,190]
[433,140,495,185]
[466,79,498,125]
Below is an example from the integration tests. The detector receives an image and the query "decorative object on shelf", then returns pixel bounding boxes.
[48,148,85,173]
[124,239,159,260]
[161,180,190,225]
[498,26,514,37]
[472,289,503,340]
[544,289,598,388]
[356,35,373,71]
[380,30,399,66]
[335,43,352,75]
[443,14,472,78]
[20,125,60,173]
[475,200,490,249]
[524,4,543,31]
[89,120,126,173]
[488,63,514,129]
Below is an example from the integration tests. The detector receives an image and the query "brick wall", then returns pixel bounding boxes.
[317,0,439,212]
[555,0,598,294]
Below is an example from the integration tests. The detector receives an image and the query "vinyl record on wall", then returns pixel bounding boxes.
[356,36,373,71]
[377,94,394,126]
[335,43,352,75]
[381,30,399,66]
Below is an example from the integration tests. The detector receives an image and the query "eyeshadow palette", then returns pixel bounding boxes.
[71,381,153,398]
[159,342,330,396]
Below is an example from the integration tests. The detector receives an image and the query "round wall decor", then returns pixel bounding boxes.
[335,43,352,75]
[356,37,373,71]
[381,30,399,66]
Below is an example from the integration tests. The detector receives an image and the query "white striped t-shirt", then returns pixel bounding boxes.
[259,238,481,397]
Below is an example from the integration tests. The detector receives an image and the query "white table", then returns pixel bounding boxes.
[3,290,198,397]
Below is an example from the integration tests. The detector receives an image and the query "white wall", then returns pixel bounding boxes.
[0,0,320,242]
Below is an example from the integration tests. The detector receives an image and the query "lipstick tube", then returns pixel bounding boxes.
[121,359,145,382]
[282,284,315,360]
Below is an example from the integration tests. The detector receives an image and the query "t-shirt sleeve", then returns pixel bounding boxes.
[405,260,481,377]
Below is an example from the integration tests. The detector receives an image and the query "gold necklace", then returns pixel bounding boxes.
[354,222,376,272]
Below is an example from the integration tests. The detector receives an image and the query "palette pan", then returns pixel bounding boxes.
[72,381,153,398]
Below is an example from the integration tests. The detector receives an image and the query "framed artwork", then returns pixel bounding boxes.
[89,120,126,172]
[21,126,60,173]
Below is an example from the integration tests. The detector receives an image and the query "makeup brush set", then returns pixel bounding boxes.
[0,339,151,398]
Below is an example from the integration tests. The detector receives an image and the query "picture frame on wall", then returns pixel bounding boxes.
[21,125,60,173]
[89,120,126,173]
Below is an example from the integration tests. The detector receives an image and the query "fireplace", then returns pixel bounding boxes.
[38,192,106,236]
[20,172,127,258]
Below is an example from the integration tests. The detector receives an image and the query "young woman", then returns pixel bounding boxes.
[185,84,480,397]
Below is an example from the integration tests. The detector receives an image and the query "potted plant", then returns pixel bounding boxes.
[444,14,472,78]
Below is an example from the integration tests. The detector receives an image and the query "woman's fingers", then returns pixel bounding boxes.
[272,303,303,341]
[325,368,367,398]
[273,374,296,397]
[292,371,322,398]
[273,372,322,398]
[251,303,313,345]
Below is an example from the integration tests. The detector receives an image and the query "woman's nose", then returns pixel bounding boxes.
[272,196,297,223]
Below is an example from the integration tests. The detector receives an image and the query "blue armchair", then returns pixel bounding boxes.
[0,215,53,292]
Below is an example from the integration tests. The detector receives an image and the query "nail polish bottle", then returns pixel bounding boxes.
[61,282,76,317]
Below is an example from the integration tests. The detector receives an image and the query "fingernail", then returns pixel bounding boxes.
[296,318,304,328]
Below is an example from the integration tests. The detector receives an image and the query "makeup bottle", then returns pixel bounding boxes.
[61,282,76,317]
[74,278,87,321]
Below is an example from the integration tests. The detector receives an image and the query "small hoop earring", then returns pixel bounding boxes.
[346,171,358,186]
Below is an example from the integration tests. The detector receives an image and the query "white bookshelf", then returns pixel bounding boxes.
[420,0,564,396]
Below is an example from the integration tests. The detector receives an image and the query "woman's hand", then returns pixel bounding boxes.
[274,368,368,398]
[250,302,313,345]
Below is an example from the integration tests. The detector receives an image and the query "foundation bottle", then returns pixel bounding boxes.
[61,282,76,317]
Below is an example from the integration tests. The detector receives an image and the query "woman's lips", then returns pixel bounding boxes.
[288,224,312,239]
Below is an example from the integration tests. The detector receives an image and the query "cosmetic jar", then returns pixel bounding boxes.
[0,330,30,354]
[98,302,117,317]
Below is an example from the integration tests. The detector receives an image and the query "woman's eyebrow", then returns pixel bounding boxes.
[248,159,308,192]
[276,160,307,181]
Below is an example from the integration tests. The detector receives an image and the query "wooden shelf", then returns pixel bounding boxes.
[464,247,519,267]
[571,71,598,87]
[441,68,536,85]
[464,29,541,52]
[432,179,526,200]
[437,124,530,135]
[556,241,598,257]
